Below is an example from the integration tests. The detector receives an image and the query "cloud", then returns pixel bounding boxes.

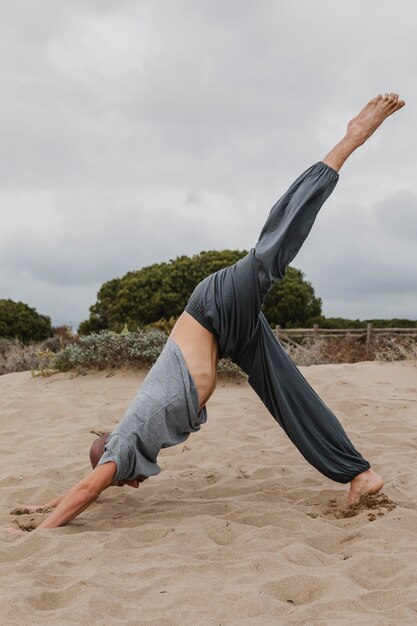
[374,190,417,241]
[1,0,416,327]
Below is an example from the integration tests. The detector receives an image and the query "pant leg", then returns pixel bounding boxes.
[254,161,339,300]
[186,161,339,360]
[226,161,370,483]
[235,314,370,483]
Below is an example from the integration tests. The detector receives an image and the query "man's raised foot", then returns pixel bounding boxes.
[346,92,405,147]
[323,92,405,172]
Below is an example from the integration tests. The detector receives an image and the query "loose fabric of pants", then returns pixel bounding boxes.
[185,162,370,483]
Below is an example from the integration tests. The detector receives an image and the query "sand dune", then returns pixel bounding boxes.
[1,361,417,625]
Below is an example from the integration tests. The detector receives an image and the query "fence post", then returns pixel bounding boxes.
[276,325,281,340]
[313,324,319,338]
[366,322,373,359]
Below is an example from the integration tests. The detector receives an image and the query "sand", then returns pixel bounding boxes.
[1,361,417,625]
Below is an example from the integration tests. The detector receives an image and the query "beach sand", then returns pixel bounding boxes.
[1,361,417,625]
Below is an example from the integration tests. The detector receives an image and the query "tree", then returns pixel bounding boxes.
[0,299,52,343]
[262,267,322,327]
[79,251,322,333]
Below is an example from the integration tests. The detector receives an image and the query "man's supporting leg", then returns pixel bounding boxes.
[237,314,370,483]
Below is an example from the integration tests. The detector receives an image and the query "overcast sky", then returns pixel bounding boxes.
[1,0,416,329]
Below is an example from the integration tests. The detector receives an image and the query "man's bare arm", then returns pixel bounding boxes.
[37,462,117,529]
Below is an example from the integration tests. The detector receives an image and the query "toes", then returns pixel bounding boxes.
[371,94,383,103]
[382,92,398,111]
[386,98,405,116]
[382,93,392,108]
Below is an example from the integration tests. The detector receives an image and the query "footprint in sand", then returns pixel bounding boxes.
[236,466,250,479]
[205,473,217,484]
[10,506,51,532]
[10,506,50,515]
[334,492,396,520]
[15,519,37,532]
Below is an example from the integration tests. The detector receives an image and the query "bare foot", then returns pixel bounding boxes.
[323,92,405,172]
[347,468,384,507]
[346,92,405,147]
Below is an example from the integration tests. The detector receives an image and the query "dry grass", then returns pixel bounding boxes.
[0,338,60,376]
[1,333,415,378]
[373,335,417,363]
[286,334,417,367]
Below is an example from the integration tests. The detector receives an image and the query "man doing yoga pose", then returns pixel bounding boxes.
[12,93,405,530]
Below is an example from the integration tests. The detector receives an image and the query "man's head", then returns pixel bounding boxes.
[89,433,148,488]
[89,433,110,469]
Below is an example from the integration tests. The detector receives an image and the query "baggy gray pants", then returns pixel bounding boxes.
[185,161,370,483]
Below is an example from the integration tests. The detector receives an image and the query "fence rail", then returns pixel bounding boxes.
[274,324,417,358]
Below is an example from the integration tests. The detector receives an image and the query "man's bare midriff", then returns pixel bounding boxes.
[169,311,219,411]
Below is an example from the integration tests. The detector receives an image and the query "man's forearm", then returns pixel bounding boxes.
[38,485,99,528]
[37,462,116,529]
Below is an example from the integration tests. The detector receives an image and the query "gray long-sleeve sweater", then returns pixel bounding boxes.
[98,338,207,481]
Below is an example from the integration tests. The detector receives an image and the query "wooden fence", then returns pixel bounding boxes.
[274,324,417,359]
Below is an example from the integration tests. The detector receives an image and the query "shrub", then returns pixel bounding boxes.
[0,299,51,343]
[51,328,167,371]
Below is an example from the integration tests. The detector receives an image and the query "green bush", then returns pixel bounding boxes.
[79,250,323,333]
[52,328,167,371]
[0,299,51,343]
